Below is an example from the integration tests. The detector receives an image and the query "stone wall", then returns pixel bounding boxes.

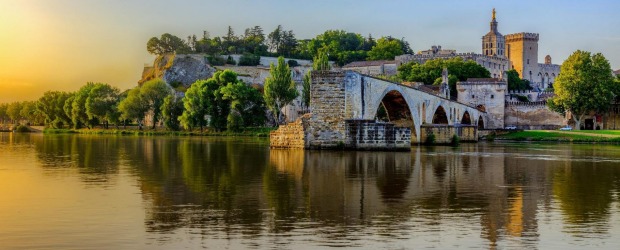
[457,79,507,129]
[345,120,410,150]
[420,125,478,144]
[270,114,310,149]
[305,71,348,149]
[504,101,565,129]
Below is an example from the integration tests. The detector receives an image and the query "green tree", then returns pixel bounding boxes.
[140,79,173,129]
[36,91,73,128]
[63,95,76,128]
[161,94,184,131]
[548,50,617,130]
[219,81,266,129]
[242,26,267,55]
[86,83,120,129]
[0,103,8,124]
[7,102,23,124]
[179,80,210,131]
[264,57,298,124]
[367,37,403,60]
[71,83,98,129]
[398,57,490,99]
[20,101,41,125]
[313,50,331,71]
[146,33,191,55]
[118,87,149,130]
[506,69,532,91]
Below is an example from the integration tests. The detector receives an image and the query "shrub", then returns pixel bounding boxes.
[486,131,496,142]
[287,59,299,67]
[238,53,261,66]
[451,134,460,146]
[425,133,436,145]
[226,55,236,65]
[206,55,225,66]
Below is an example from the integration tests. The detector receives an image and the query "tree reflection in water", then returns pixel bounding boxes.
[25,134,620,248]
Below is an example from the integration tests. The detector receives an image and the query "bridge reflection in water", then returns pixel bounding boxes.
[14,134,620,249]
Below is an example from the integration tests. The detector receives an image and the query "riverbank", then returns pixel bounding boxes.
[43,127,275,137]
[495,130,620,143]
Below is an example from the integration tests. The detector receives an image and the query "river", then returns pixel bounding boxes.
[1,133,620,249]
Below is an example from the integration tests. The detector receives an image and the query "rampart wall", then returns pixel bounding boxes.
[504,101,565,129]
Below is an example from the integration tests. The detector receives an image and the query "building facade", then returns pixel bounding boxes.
[396,9,560,91]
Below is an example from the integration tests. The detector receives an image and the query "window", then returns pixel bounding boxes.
[472,95,475,98]
[527,59,530,64]
[491,95,494,99]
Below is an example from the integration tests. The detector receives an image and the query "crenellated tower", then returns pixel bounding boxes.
[505,32,540,83]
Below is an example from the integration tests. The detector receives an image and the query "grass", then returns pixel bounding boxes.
[43,127,276,137]
[496,130,620,143]
[562,130,620,136]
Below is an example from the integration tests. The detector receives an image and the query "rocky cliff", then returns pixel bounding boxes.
[139,54,215,87]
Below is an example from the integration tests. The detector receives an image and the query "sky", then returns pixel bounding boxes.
[0,0,619,102]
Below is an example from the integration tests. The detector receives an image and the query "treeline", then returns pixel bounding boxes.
[146,25,413,66]
[1,56,308,132]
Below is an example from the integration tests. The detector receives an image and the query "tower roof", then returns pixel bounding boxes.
[484,8,502,37]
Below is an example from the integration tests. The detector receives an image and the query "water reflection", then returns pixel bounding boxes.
[21,134,620,248]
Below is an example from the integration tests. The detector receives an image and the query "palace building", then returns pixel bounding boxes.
[395,9,561,91]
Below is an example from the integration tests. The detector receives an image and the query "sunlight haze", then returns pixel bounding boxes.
[1,0,618,102]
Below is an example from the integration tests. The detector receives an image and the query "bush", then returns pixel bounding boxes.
[425,133,436,145]
[451,134,460,146]
[206,55,225,66]
[287,59,299,67]
[238,53,261,66]
[226,55,236,65]
[486,131,496,142]
[515,95,530,102]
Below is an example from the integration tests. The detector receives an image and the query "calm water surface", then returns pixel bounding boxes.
[1,133,620,249]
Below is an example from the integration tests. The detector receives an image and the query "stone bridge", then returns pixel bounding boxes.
[271,71,486,150]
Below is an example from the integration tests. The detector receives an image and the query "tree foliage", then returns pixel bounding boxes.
[367,37,404,60]
[161,94,184,131]
[313,50,331,71]
[398,57,491,99]
[118,87,149,129]
[86,83,120,128]
[548,50,618,130]
[148,26,414,67]
[264,57,298,124]
[71,83,98,129]
[140,79,173,129]
[506,69,532,91]
[147,33,191,55]
[219,80,266,129]
[36,91,73,128]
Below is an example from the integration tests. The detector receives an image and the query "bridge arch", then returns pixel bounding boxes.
[461,111,472,125]
[432,105,449,124]
[477,115,485,129]
[368,87,420,143]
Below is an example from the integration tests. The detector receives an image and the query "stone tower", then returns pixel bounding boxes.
[505,32,540,83]
[482,8,506,57]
